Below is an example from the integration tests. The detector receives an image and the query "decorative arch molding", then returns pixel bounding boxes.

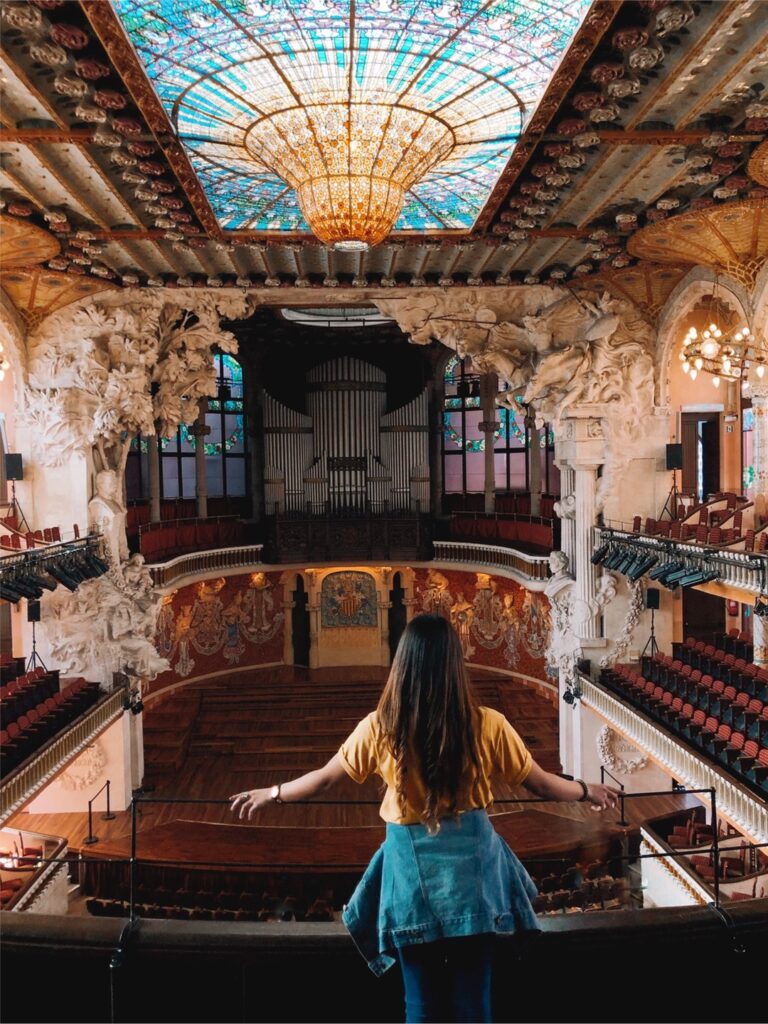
[655,266,751,408]
[751,260,768,344]
[0,286,27,382]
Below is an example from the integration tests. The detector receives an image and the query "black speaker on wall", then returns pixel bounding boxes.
[646,588,660,610]
[27,600,41,623]
[4,454,23,481]
[665,444,683,471]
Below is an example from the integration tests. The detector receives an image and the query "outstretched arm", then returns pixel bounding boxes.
[230,752,350,821]
[522,760,621,812]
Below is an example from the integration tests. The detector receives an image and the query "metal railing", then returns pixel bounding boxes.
[0,688,126,825]
[595,526,768,596]
[433,540,551,582]
[149,545,263,589]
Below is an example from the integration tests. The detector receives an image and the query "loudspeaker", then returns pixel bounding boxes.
[665,443,683,471]
[27,599,41,623]
[576,657,591,675]
[4,454,23,481]
[646,588,660,610]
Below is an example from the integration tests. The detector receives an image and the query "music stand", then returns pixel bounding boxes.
[659,468,682,521]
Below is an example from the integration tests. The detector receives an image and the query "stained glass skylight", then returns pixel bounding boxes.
[115,0,593,235]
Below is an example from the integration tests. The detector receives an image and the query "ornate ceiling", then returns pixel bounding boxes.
[0,0,766,310]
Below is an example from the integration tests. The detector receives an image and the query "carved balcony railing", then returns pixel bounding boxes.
[0,688,126,826]
[578,674,768,844]
[149,545,263,589]
[595,527,768,596]
[433,540,551,584]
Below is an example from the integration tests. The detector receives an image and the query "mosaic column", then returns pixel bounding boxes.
[480,373,499,515]
[148,434,161,524]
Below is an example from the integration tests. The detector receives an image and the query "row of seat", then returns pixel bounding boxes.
[604,664,768,795]
[642,657,768,730]
[138,516,246,563]
[449,514,555,552]
[0,667,60,726]
[671,636,763,689]
[86,896,337,922]
[0,678,101,777]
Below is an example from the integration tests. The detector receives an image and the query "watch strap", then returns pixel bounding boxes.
[575,779,589,802]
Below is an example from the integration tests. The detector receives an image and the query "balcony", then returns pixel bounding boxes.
[433,540,550,585]
[594,526,768,597]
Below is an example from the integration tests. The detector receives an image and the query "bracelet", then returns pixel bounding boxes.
[270,783,284,804]
[575,779,589,802]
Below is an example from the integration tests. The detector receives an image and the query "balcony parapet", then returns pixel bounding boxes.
[596,527,768,597]
[0,689,126,826]
[149,545,263,590]
[432,540,551,587]
[579,675,768,845]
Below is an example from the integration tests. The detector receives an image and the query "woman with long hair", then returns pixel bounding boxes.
[230,614,620,1023]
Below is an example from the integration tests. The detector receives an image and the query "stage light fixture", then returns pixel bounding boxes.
[84,549,109,576]
[605,547,627,571]
[648,561,682,582]
[755,597,768,618]
[677,569,720,588]
[591,542,611,566]
[45,562,80,592]
[627,555,660,583]
[0,582,23,604]
[10,575,44,600]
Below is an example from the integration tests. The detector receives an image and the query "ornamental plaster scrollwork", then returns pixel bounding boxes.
[376,286,656,508]
[543,551,580,685]
[45,552,170,686]
[597,726,648,775]
[59,740,108,791]
[599,578,645,669]
[23,292,247,564]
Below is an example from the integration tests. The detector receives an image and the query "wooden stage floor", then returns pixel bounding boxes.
[10,666,699,876]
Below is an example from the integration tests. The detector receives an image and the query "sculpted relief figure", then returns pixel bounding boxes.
[88,469,128,565]
[45,553,169,685]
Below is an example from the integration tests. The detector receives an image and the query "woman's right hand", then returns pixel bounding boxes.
[229,789,272,820]
[585,782,622,812]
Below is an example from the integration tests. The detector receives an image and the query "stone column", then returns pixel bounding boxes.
[147,434,161,523]
[751,381,768,499]
[558,463,576,567]
[526,408,542,516]
[573,463,600,640]
[479,373,499,515]
[188,403,211,518]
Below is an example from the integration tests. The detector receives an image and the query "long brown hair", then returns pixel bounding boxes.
[377,614,480,832]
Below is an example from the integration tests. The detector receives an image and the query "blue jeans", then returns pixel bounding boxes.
[397,934,495,1023]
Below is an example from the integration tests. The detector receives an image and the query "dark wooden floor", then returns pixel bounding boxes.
[11,666,698,870]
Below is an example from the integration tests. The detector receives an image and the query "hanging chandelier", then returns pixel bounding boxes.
[680,300,766,390]
[246,104,455,250]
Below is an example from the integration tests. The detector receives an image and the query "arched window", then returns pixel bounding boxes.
[441,356,557,495]
[126,353,247,502]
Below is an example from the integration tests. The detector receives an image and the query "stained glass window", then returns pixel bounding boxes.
[442,355,557,496]
[743,405,754,495]
[126,353,248,503]
[115,0,592,233]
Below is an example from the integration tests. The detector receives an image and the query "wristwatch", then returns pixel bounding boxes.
[270,784,284,804]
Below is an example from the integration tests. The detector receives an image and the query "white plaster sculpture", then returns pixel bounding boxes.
[376,286,656,508]
[45,553,170,686]
[543,550,581,684]
[23,293,246,561]
[597,725,648,775]
[88,469,128,565]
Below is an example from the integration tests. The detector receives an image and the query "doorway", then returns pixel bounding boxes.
[291,575,310,666]
[388,572,407,663]
[682,587,725,646]
[681,412,720,501]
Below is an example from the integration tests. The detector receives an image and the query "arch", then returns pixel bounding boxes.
[0,288,27,389]
[751,260,768,345]
[655,267,751,408]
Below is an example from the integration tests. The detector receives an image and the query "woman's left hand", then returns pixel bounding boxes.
[229,789,271,820]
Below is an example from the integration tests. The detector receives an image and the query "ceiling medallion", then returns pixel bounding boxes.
[627,198,768,291]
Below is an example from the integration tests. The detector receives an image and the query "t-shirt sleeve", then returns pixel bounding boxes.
[489,710,533,788]
[338,712,379,783]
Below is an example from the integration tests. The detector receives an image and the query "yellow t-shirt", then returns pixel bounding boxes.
[338,705,533,824]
